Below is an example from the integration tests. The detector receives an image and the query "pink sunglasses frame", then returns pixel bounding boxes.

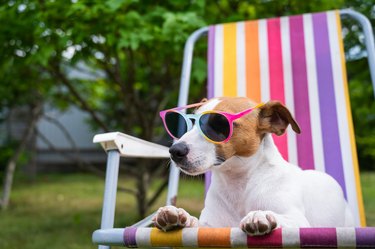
[159,102,264,144]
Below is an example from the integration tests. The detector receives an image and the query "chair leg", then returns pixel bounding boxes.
[98,150,120,249]
[166,162,180,206]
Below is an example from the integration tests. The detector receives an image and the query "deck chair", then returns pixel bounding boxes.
[92,9,375,248]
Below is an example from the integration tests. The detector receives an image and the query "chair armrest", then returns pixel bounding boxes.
[93,132,170,158]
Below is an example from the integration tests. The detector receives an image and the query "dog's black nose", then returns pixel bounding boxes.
[169,142,189,163]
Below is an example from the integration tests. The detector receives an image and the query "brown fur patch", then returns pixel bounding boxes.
[210,97,300,160]
[212,97,262,159]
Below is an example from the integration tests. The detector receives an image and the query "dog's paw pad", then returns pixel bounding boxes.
[153,206,189,231]
[240,211,278,236]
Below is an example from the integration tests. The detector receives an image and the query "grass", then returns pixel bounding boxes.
[360,172,375,225]
[0,172,374,249]
[0,174,205,249]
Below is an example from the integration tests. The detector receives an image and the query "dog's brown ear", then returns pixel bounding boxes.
[258,101,301,135]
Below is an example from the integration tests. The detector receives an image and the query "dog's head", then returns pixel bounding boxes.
[169,97,300,175]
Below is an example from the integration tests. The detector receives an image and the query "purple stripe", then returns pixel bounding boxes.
[289,15,315,170]
[356,227,375,247]
[205,25,215,193]
[300,228,337,247]
[123,227,137,247]
[205,172,211,195]
[312,12,347,198]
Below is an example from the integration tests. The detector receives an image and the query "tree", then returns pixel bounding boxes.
[0,0,207,215]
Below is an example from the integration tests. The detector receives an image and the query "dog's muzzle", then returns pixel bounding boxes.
[169,142,189,163]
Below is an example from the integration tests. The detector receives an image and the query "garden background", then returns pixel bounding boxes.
[0,1,374,248]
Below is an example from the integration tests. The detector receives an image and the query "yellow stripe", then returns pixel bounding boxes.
[245,20,261,102]
[223,23,237,96]
[150,228,182,247]
[336,11,366,226]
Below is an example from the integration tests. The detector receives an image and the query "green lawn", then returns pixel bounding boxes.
[0,174,205,249]
[0,172,374,249]
[360,172,375,225]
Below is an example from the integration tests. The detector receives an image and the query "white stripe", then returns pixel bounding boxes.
[182,228,198,247]
[303,14,325,173]
[336,227,357,247]
[280,16,298,165]
[281,228,300,247]
[258,19,270,102]
[236,22,247,97]
[327,11,360,226]
[214,25,224,97]
[135,228,151,247]
[230,228,247,247]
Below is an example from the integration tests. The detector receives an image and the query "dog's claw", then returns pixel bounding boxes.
[257,219,269,234]
[240,211,278,236]
[266,214,277,230]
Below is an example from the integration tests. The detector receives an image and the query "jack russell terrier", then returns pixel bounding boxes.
[154,97,354,236]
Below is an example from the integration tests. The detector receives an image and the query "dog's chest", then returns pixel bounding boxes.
[201,169,286,226]
[215,179,274,211]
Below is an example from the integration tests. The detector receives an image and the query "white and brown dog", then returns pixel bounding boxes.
[154,97,354,236]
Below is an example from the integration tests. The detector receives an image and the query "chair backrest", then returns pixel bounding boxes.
[207,10,365,226]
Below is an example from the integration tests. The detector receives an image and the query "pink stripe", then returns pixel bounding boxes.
[267,18,288,161]
[247,228,282,247]
[208,26,215,99]
[289,15,315,170]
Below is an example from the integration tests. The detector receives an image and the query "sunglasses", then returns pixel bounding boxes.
[159,102,264,144]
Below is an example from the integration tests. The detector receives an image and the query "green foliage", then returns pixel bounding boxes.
[0,0,208,137]
[0,139,30,178]
[347,58,375,170]
[0,142,16,173]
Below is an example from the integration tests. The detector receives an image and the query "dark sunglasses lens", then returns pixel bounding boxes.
[165,112,188,138]
[200,113,230,142]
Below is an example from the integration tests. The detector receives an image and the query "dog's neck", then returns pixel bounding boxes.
[211,134,285,182]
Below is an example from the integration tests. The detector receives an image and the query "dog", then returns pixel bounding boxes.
[153,97,354,236]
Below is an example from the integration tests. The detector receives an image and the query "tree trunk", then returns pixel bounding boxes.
[0,103,42,210]
[136,160,150,218]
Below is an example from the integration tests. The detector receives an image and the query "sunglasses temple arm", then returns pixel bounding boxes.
[232,103,264,119]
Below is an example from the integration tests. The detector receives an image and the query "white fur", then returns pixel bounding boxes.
[155,99,354,235]
[199,134,354,230]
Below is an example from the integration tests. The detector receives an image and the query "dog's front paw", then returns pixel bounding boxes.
[240,211,278,236]
[153,206,197,232]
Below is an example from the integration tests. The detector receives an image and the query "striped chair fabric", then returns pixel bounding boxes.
[207,10,365,226]
[122,227,375,248]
